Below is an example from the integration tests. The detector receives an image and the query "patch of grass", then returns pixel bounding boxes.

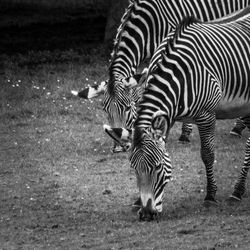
[1,49,250,250]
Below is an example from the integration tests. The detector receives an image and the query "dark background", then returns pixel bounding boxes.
[0,0,129,55]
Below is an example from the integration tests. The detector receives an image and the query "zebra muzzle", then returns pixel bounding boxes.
[138,199,159,222]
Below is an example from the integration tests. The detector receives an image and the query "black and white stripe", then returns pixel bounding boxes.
[104,0,250,143]
[131,7,250,216]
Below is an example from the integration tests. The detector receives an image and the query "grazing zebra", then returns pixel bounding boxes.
[72,0,250,152]
[104,7,250,221]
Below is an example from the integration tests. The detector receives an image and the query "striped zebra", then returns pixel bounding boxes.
[72,0,250,152]
[104,7,250,221]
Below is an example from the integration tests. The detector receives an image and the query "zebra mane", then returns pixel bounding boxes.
[109,0,137,68]
[158,15,201,62]
[147,16,201,93]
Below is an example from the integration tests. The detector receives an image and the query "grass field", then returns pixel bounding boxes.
[1,48,250,249]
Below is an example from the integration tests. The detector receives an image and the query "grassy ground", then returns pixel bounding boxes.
[1,49,250,250]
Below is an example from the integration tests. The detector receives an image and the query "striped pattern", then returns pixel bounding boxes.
[103,75,143,128]
[131,7,250,215]
[106,0,250,131]
[130,128,172,214]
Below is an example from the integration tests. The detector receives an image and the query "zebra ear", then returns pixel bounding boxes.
[122,67,148,89]
[103,124,132,143]
[151,110,169,138]
[71,80,107,99]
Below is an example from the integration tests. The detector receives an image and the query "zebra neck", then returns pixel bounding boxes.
[135,93,176,131]
[108,62,135,80]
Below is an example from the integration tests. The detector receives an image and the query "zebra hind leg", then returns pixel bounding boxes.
[178,122,192,143]
[197,117,218,207]
[230,136,250,201]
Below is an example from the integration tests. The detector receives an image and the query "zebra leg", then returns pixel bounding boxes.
[230,137,250,201]
[230,117,246,138]
[178,122,192,143]
[196,116,217,205]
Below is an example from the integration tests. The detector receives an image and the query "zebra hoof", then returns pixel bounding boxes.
[227,195,242,205]
[203,199,218,208]
[229,128,242,138]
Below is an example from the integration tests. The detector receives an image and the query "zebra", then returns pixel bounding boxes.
[104,7,250,221]
[72,0,250,152]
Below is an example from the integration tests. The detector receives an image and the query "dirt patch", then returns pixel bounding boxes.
[1,24,250,249]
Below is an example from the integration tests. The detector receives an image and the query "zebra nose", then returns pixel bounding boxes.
[138,199,157,222]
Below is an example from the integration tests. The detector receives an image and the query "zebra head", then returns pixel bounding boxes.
[72,69,148,152]
[103,69,148,128]
[102,75,138,128]
[71,69,148,128]
[104,111,172,221]
[132,112,173,221]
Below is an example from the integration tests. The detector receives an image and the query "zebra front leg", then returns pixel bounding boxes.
[230,136,250,201]
[197,116,218,206]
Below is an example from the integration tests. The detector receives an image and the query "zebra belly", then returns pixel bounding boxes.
[215,98,250,119]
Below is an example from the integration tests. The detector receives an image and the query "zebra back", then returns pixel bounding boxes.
[136,6,250,129]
